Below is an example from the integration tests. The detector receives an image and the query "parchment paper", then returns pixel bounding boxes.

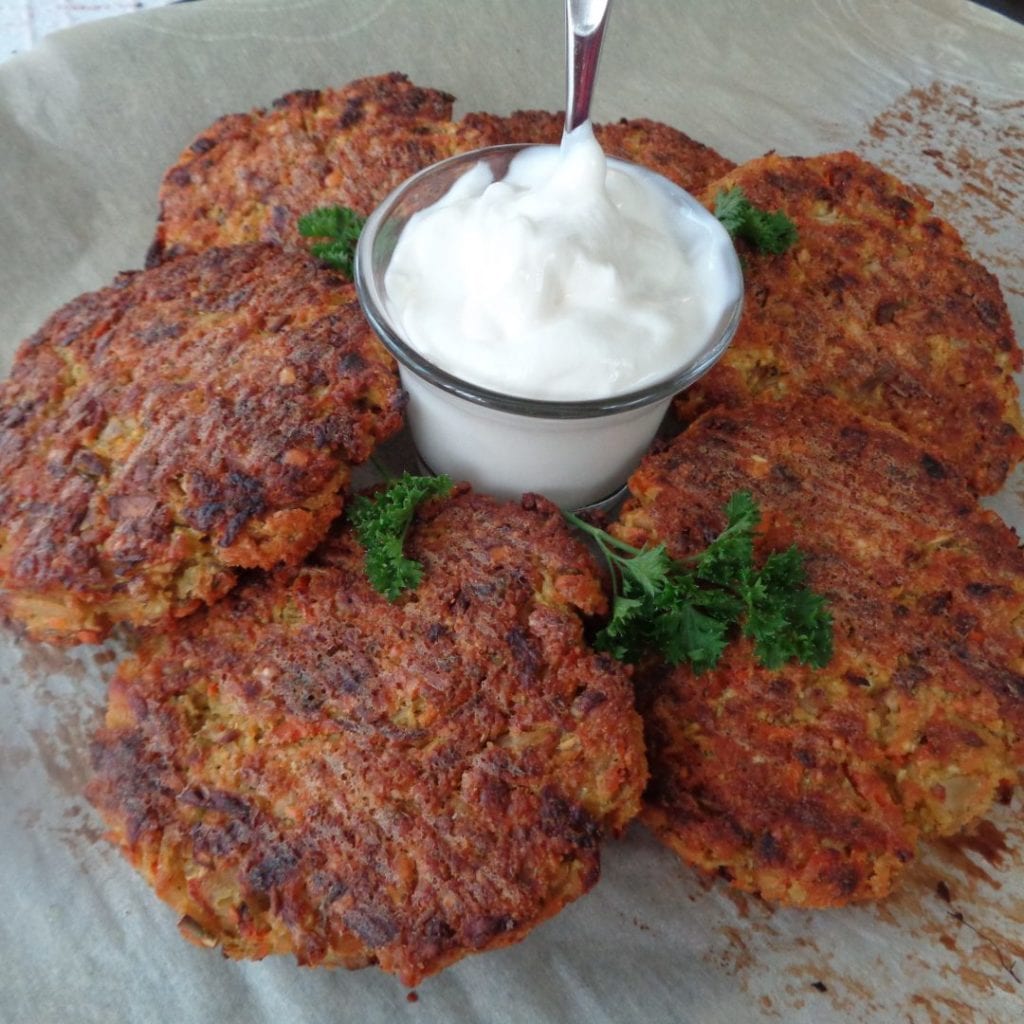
[2,2,1023,1022]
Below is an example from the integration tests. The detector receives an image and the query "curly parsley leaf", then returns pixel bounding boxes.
[564,492,832,674]
[715,186,798,255]
[744,546,833,669]
[297,205,366,275]
[695,489,758,584]
[348,473,453,601]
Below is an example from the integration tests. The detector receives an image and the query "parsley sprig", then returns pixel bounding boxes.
[297,205,366,275]
[350,479,832,673]
[564,492,832,674]
[348,472,453,601]
[715,186,798,255]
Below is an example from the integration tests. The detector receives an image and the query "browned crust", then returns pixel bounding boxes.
[88,490,647,986]
[149,72,735,267]
[615,396,1024,907]
[148,73,462,265]
[458,108,564,148]
[0,243,403,643]
[676,150,1024,495]
[595,117,735,193]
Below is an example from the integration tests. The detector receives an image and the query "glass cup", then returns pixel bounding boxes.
[354,144,744,509]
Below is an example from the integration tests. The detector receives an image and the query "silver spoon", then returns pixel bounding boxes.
[564,0,613,136]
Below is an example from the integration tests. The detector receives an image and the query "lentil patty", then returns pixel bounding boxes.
[676,151,1023,494]
[88,489,646,985]
[614,396,1024,906]
[0,243,402,644]
[148,72,735,266]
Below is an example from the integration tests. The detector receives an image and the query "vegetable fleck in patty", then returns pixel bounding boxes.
[0,243,403,644]
[88,490,646,986]
[615,396,1024,907]
[678,151,1023,494]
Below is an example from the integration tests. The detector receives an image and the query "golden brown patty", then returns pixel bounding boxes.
[614,396,1024,907]
[675,151,1023,494]
[148,72,735,266]
[147,73,461,265]
[0,243,402,644]
[88,489,646,986]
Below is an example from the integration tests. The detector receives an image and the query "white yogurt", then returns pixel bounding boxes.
[384,121,739,402]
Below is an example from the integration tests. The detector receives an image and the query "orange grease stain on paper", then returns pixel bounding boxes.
[4,629,117,860]
[857,81,1024,299]
[691,805,1024,1023]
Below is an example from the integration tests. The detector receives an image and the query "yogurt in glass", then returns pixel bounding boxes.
[355,124,743,508]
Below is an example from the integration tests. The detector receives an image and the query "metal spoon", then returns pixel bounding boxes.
[564,0,613,136]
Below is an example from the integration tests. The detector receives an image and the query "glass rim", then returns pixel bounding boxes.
[354,142,745,421]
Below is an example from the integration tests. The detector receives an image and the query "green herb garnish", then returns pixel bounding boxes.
[297,205,366,275]
[564,491,832,674]
[348,473,454,601]
[715,186,798,255]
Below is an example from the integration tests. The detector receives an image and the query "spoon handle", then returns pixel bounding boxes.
[564,0,613,135]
